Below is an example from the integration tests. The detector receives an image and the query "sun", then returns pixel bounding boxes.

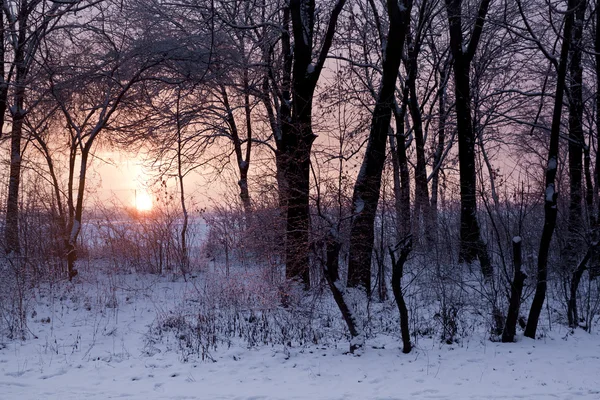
[134,191,153,212]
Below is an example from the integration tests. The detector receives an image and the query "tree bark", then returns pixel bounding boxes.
[67,148,91,280]
[4,39,26,255]
[431,57,451,224]
[567,246,593,328]
[324,231,363,353]
[282,0,347,288]
[389,108,411,242]
[390,238,413,353]
[444,0,492,278]
[502,237,526,342]
[562,0,586,276]
[0,7,8,139]
[404,23,430,242]
[347,0,411,295]
[525,0,575,339]
[176,90,189,278]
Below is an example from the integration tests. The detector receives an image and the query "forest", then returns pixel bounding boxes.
[0,0,600,398]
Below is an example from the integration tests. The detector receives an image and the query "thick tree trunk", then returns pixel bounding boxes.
[5,106,24,255]
[562,0,586,275]
[4,3,29,255]
[502,237,526,343]
[0,11,7,139]
[347,0,411,295]
[282,0,347,288]
[593,0,600,280]
[525,0,575,338]
[445,0,492,278]
[453,58,491,276]
[282,103,314,287]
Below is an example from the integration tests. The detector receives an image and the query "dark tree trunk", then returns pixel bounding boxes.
[584,144,594,226]
[176,90,189,278]
[4,1,30,256]
[5,20,26,255]
[389,105,411,241]
[390,238,413,353]
[282,98,314,287]
[502,237,526,343]
[5,81,25,255]
[568,246,593,328]
[347,0,411,295]
[562,0,586,275]
[282,0,347,288]
[597,0,600,206]
[221,85,252,214]
[405,26,430,241]
[431,57,451,224]
[0,10,7,139]
[323,232,363,353]
[525,0,575,339]
[444,0,492,278]
[67,148,91,280]
[593,0,600,280]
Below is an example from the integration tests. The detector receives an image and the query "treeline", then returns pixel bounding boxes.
[0,0,599,351]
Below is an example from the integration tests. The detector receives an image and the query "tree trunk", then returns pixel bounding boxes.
[431,58,450,224]
[67,148,91,280]
[347,0,411,295]
[324,232,363,353]
[390,238,413,353]
[221,85,252,214]
[502,237,526,342]
[405,31,430,241]
[282,0,347,288]
[567,246,593,328]
[178,133,189,278]
[282,102,314,287]
[5,108,24,255]
[5,52,27,255]
[389,113,411,242]
[445,0,492,278]
[525,0,575,338]
[562,0,586,276]
[0,10,7,139]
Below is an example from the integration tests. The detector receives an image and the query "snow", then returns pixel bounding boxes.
[353,197,364,214]
[2,272,600,399]
[69,220,81,243]
[548,157,557,172]
[546,183,555,203]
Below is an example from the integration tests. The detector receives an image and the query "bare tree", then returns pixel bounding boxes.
[278,0,348,288]
[347,0,412,295]
[524,0,577,339]
[3,0,93,255]
[444,0,492,277]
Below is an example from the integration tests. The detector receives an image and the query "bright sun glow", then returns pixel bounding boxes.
[134,191,153,212]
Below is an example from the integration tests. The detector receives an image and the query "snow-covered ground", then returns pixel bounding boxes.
[1,271,599,400]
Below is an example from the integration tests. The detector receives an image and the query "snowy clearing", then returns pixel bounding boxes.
[1,271,599,400]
